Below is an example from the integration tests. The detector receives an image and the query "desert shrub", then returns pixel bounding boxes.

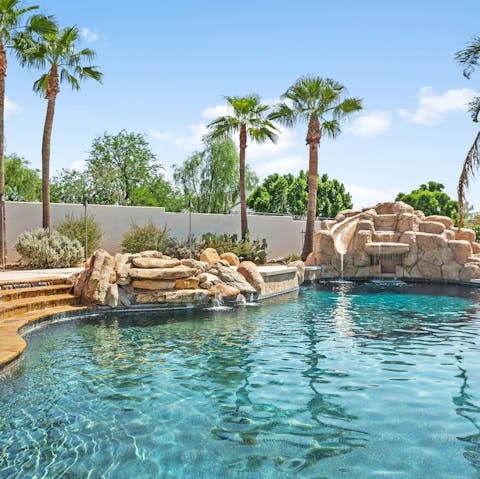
[164,236,202,259]
[200,233,267,264]
[15,229,84,268]
[121,221,169,253]
[286,253,301,262]
[56,213,103,257]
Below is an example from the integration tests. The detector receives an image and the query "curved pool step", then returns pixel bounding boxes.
[0,284,74,302]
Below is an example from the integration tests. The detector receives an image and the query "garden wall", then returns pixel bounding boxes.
[5,202,313,262]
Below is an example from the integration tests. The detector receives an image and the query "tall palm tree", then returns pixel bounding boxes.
[0,0,53,264]
[16,24,102,231]
[207,95,278,239]
[456,36,480,227]
[270,76,362,260]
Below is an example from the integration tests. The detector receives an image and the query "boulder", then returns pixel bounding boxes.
[414,210,426,220]
[448,240,472,265]
[425,215,454,229]
[455,228,476,243]
[135,289,213,304]
[392,202,414,215]
[220,252,240,266]
[441,262,462,281]
[314,231,334,256]
[460,263,480,282]
[200,248,220,264]
[131,279,176,290]
[106,284,119,308]
[356,220,374,232]
[211,283,240,300]
[72,269,89,297]
[472,243,480,254]
[132,257,181,269]
[114,253,132,286]
[83,249,114,305]
[175,277,200,289]
[421,248,445,266]
[129,265,196,280]
[118,286,133,306]
[443,230,455,241]
[319,219,337,230]
[180,258,209,272]
[397,213,419,233]
[237,261,265,294]
[419,221,445,235]
[208,263,256,294]
[416,233,447,251]
[417,260,442,279]
[218,259,231,267]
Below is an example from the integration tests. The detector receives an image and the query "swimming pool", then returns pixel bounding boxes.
[1,281,480,478]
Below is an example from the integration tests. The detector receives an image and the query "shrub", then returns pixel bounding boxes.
[200,233,267,264]
[15,229,84,268]
[121,221,169,253]
[56,213,103,257]
[164,236,202,259]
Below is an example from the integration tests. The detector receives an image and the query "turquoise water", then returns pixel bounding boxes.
[1,282,480,478]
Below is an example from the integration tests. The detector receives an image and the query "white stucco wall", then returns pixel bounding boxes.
[5,202,313,262]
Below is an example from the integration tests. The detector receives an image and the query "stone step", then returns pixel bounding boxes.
[0,284,72,302]
[374,214,397,231]
[0,293,79,320]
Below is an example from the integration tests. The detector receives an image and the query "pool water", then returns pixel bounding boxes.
[2,282,480,478]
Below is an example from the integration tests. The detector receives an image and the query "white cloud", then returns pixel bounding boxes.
[347,184,398,209]
[398,87,478,125]
[5,97,18,115]
[256,155,305,177]
[148,123,207,149]
[69,160,87,172]
[80,28,99,43]
[201,104,232,119]
[248,126,297,160]
[347,111,391,137]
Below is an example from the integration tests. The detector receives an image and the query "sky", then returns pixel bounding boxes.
[5,0,480,209]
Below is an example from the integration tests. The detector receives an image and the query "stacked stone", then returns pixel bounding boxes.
[72,247,265,307]
[306,201,480,282]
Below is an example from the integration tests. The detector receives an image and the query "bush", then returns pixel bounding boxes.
[164,236,203,259]
[15,229,84,268]
[200,233,267,264]
[56,213,103,257]
[121,221,169,253]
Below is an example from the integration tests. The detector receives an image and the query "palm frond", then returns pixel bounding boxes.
[322,120,341,139]
[456,36,480,79]
[32,72,49,94]
[249,125,278,144]
[468,96,480,122]
[458,130,480,227]
[26,14,56,36]
[206,115,240,140]
[268,103,297,127]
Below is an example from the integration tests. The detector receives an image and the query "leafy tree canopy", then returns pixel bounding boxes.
[173,137,258,214]
[5,153,41,201]
[396,181,458,219]
[51,130,183,211]
[247,171,352,218]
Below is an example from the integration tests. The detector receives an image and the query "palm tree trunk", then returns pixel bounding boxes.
[302,143,319,260]
[239,125,248,239]
[302,116,321,261]
[42,95,56,231]
[0,36,7,266]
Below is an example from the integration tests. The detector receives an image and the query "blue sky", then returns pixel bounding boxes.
[5,0,480,208]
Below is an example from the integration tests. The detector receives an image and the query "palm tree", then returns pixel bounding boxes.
[0,0,53,263]
[207,95,278,239]
[270,76,362,260]
[456,36,480,227]
[16,24,102,231]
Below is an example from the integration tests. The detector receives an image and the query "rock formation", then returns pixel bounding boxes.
[72,248,273,307]
[306,201,480,282]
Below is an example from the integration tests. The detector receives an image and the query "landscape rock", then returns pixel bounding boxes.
[118,286,133,306]
[129,265,196,280]
[106,284,119,308]
[448,240,472,265]
[135,289,213,304]
[237,261,265,294]
[132,257,181,269]
[208,263,256,294]
[131,279,176,290]
[425,215,454,229]
[419,221,445,235]
[114,253,132,285]
[140,250,164,258]
[211,283,240,300]
[456,228,476,243]
[180,259,209,272]
[175,277,200,289]
[200,248,220,264]
[83,249,114,305]
[288,260,305,285]
[220,252,240,266]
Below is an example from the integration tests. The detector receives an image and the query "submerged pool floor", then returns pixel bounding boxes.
[1,282,480,478]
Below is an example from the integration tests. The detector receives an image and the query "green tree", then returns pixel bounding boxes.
[4,153,41,201]
[174,137,258,213]
[270,76,362,260]
[16,24,102,231]
[51,131,183,211]
[207,95,277,238]
[396,181,458,219]
[0,1,54,256]
[455,35,480,226]
[247,171,352,217]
